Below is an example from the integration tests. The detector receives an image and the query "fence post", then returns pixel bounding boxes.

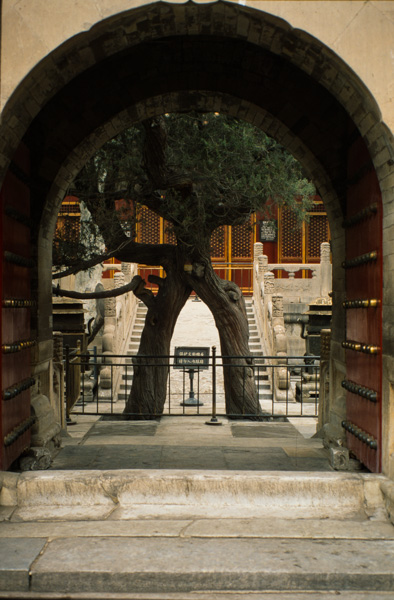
[65,345,70,422]
[206,346,222,426]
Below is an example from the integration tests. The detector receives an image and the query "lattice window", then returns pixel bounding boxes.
[308,201,325,213]
[164,220,176,245]
[138,206,161,245]
[59,198,80,215]
[54,215,80,244]
[231,222,252,259]
[307,214,329,261]
[281,208,302,261]
[210,226,226,259]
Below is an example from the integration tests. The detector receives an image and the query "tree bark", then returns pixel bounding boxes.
[123,265,191,418]
[186,257,263,418]
[52,276,142,299]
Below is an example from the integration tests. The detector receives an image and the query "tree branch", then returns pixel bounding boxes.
[52,276,143,299]
[133,277,156,310]
[52,242,130,279]
[115,242,176,266]
[53,241,177,280]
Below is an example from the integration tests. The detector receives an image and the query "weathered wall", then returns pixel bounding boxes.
[2,1,393,133]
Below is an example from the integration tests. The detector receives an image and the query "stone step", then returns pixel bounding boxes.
[1,514,393,597]
[256,375,269,382]
[8,471,387,522]
[120,383,132,391]
[122,374,133,381]
[257,382,270,390]
[246,304,273,399]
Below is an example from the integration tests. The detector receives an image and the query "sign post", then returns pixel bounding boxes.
[259,220,277,243]
[174,347,209,406]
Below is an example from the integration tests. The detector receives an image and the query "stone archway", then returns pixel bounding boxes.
[0,1,393,474]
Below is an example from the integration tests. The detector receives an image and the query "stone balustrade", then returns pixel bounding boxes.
[253,241,332,403]
[98,263,139,401]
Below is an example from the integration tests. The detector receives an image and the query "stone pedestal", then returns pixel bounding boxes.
[30,394,61,454]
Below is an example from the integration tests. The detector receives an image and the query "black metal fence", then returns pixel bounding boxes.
[65,347,320,420]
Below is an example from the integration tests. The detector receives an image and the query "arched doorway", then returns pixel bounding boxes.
[0,1,392,474]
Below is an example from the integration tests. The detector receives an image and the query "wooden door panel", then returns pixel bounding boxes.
[1,147,34,471]
[343,137,382,472]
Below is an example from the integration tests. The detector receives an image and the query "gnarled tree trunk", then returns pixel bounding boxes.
[186,256,263,418]
[123,265,191,418]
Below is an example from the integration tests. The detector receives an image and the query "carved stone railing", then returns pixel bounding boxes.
[253,241,331,402]
[98,263,139,401]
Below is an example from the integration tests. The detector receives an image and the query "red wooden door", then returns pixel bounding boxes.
[343,136,382,472]
[138,206,163,290]
[230,221,254,294]
[1,145,35,470]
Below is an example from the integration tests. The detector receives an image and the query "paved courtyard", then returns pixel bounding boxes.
[53,415,332,472]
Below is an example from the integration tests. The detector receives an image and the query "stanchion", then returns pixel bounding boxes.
[180,368,203,406]
[206,346,222,426]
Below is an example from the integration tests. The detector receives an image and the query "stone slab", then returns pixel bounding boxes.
[2,593,394,600]
[2,518,393,540]
[0,506,14,521]
[14,470,384,515]
[231,423,303,439]
[50,445,164,470]
[11,505,117,523]
[50,443,331,471]
[30,537,394,593]
[181,517,394,539]
[283,447,328,458]
[222,447,299,470]
[81,435,318,448]
[160,446,227,470]
[288,457,336,471]
[0,519,191,538]
[0,538,46,591]
[88,422,158,437]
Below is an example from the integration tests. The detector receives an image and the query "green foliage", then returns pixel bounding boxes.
[57,112,315,266]
[162,113,314,245]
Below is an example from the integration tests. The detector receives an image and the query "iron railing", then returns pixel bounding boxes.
[66,347,320,420]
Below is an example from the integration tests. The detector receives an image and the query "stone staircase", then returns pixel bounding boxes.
[245,300,273,406]
[117,302,147,403]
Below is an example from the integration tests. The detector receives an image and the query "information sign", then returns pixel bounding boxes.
[259,220,277,242]
[174,347,210,370]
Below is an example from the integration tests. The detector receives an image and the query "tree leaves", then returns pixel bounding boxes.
[55,112,315,270]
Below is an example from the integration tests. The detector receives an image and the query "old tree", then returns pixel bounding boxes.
[53,113,314,417]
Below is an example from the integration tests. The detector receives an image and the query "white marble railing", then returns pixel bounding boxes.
[253,241,331,402]
[98,263,139,401]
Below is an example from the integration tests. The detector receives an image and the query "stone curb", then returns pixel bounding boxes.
[2,470,389,521]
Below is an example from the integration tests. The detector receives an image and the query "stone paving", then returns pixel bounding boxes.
[53,416,331,472]
[2,413,393,597]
